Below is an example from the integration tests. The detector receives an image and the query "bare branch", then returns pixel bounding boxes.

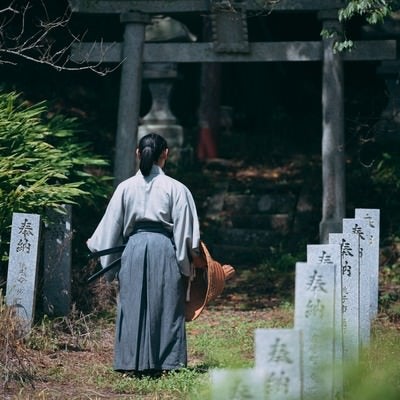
[0,6,19,14]
[0,1,118,75]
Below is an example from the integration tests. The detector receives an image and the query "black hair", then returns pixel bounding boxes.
[138,133,168,176]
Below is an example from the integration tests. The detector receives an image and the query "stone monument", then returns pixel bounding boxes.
[42,205,72,317]
[5,213,41,331]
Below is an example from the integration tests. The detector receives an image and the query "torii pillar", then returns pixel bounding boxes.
[319,10,346,243]
[114,12,149,186]
[68,1,395,231]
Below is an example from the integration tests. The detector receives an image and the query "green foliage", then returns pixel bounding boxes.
[339,0,393,24]
[334,38,355,52]
[0,91,111,260]
[372,152,400,189]
[321,0,397,53]
[379,238,400,319]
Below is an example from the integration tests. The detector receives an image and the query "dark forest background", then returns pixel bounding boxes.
[1,1,399,312]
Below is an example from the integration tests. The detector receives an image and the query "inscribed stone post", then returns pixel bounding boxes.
[211,369,265,400]
[329,233,361,363]
[342,218,372,346]
[255,329,301,400]
[294,261,336,400]
[307,244,342,368]
[6,213,41,330]
[355,208,380,318]
[42,205,72,317]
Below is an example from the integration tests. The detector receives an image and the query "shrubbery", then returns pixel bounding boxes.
[0,91,111,276]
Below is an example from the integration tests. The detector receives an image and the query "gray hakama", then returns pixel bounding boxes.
[114,231,187,372]
[87,165,200,372]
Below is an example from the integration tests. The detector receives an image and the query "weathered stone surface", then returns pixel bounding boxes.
[231,214,291,232]
[306,243,342,396]
[342,218,372,346]
[6,213,41,330]
[295,261,336,400]
[223,193,296,214]
[72,41,396,64]
[113,12,148,184]
[255,329,302,400]
[329,233,361,363]
[213,228,277,247]
[355,208,380,318]
[43,205,72,317]
[69,0,347,14]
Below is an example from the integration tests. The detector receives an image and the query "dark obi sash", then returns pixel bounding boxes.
[131,221,173,239]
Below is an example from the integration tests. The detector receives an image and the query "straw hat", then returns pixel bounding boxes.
[185,241,235,322]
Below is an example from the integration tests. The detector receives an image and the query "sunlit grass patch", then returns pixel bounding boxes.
[187,308,293,369]
[110,368,207,399]
[1,281,399,399]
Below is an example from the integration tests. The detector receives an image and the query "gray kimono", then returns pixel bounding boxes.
[87,165,201,372]
[87,165,200,276]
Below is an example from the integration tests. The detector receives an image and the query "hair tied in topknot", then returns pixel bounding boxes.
[138,133,168,177]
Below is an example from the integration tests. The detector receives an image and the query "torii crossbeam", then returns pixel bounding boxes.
[68,0,397,242]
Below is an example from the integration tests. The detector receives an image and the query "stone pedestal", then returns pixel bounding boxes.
[138,63,184,166]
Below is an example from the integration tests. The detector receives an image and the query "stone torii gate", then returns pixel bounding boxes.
[68,0,396,243]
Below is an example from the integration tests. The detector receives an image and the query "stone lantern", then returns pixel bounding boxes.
[138,16,196,166]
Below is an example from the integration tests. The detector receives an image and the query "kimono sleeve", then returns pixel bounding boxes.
[86,184,125,268]
[172,184,201,277]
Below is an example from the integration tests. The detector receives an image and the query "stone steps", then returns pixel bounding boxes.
[195,158,320,266]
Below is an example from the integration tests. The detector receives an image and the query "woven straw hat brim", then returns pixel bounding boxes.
[184,270,208,322]
[185,241,234,322]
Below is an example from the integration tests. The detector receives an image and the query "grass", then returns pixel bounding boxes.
[1,254,399,399]
[0,290,36,391]
[1,300,294,399]
[343,319,400,400]
[1,301,398,399]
